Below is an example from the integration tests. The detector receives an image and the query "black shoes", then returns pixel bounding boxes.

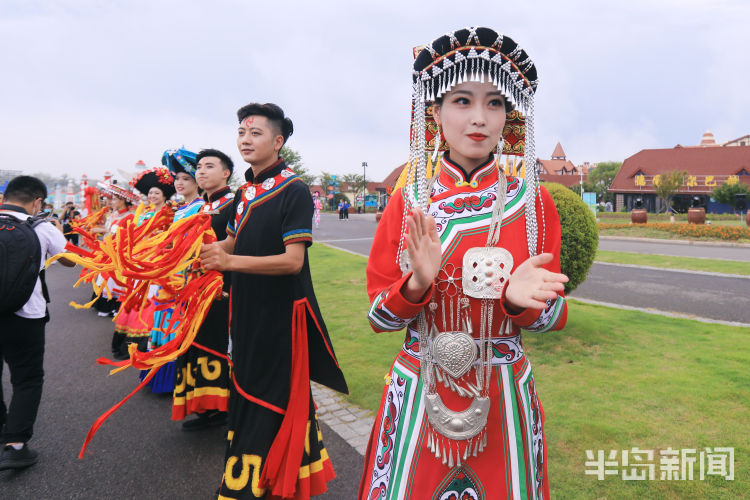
[0,444,38,471]
[112,350,129,361]
[181,411,228,432]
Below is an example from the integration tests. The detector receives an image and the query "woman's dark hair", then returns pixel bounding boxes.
[3,175,47,204]
[197,148,234,174]
[236,102,294,145]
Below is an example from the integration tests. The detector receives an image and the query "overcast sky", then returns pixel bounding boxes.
[1,0,747,183]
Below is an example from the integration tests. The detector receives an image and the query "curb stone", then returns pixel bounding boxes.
[312,382,374,456]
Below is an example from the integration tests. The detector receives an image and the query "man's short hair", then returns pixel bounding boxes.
[236,102,294,145]
[3,176,48,204]
[196,148,234,175]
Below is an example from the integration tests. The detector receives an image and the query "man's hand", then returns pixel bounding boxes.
[49,218,63,233]
[200,242,232,271]
[505,253,568,311]
[403,208,442,302]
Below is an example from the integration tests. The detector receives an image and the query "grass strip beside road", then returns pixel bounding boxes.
[596,250,750,276]
[310,243,748,499]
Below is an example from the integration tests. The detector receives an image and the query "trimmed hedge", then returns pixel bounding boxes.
[599,223,750,240]
[599,212,741,221]
[544,183,599,293]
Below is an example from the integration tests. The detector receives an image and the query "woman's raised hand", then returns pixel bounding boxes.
[505,253,569,311]
[404,208,442,301]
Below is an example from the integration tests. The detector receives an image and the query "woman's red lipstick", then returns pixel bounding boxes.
[467,133,488,142]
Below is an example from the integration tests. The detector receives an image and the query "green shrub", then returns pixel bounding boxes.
[543,182,599,293]
[712,182,750,207]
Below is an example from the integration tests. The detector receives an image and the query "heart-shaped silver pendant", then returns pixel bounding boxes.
[432,332,477,379]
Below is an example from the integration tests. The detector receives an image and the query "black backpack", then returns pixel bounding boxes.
[0,210,46,315]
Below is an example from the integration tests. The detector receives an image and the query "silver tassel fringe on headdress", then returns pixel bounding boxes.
[401,27,540,270]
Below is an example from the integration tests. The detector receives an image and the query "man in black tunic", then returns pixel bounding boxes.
[201,103,347,499]
[172,149,236,429]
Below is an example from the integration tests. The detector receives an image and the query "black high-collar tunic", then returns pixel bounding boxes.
[227,159,348,408]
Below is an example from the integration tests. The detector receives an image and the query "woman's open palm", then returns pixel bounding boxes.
[505,253,568,310]
[406,208,442,291]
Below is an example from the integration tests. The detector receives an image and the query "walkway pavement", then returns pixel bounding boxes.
[311,383,374,456]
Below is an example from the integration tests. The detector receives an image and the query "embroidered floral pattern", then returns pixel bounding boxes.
[439,194,496,215]
[367,375,408,499]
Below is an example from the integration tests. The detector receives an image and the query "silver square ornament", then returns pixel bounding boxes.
[461,247,514,299]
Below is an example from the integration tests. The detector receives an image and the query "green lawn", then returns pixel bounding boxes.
[309,243,749,499]
[596,250,750,276]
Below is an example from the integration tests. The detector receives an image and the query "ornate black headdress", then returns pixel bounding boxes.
[132,166,176,200]
[407,27,540,257]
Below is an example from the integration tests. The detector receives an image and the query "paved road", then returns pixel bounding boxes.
[1,263,361,499]
[315,213,750,324]
[599,237,750,262]
[314,213,378,257]
[570,263,750,324]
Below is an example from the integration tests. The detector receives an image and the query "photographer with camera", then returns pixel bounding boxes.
[0,175,75,470]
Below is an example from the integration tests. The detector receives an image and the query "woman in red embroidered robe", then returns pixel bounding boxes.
[359,28,568,500]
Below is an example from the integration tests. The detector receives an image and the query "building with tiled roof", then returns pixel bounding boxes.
[725,134,750,147]
[382,164,406,190]
[609,135,750,212]
[535,142,592,190]
[536,142,589,177]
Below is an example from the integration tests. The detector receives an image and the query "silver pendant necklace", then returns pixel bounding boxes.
[422,161,513,466]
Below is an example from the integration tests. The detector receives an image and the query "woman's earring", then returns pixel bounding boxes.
[432,124,441,163]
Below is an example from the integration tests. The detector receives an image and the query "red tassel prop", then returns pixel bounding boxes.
[70,205,109,233]
[258,299,312,498]
[47,205,224,458]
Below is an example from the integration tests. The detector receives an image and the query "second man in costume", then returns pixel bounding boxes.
[172,149,235,430]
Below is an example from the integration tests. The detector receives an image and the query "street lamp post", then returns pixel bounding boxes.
[579,167,584,200]
[362,161,367,213]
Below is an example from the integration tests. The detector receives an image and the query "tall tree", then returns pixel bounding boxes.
[318,171,336,189]
[654,170,688,213]
[341,173,367,195]
[586,161,621,203]
[279,146,302,169]
[279,146,316,185]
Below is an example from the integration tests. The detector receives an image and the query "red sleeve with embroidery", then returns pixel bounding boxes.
[366,189,433,333]
[499,185,568,332]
